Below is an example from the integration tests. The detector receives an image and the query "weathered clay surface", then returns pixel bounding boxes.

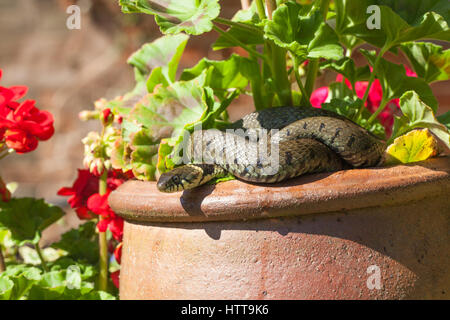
[110,157,450,222]
[109,157,450,300]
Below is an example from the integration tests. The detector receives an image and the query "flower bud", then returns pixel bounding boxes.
[101,108,114,127]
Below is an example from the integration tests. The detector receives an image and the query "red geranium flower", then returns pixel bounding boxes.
[57,169,99,220]
[87,192,124,242]
[57,169,130,220]
[58,168,131,242]
[0,69,54,153]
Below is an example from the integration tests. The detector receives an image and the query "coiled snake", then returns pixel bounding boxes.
[157,106,385,193]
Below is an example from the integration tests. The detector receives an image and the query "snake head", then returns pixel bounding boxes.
[157,165,204,193]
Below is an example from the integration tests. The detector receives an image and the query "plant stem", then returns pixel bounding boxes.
[304,59,319,97]
[270,43,292,105]
[0,249,5,272]
[214,17,262,33]
[263,0,291,106]
[0,148,13,160]
[367,97,389,124]
[35,243,48,272]
[317,0,331,18]
[255,0,266,19]
[304,0,330,98]
[292,55,311,107]
[98,170,109,292]
[212,24,268,63]
[355,46,388,120]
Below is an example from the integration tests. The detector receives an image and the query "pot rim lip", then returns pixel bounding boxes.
[109,156,450,223]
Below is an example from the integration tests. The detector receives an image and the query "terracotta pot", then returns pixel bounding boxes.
[109,157,450,300]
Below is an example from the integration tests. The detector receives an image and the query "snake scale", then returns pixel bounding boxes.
[157,106,386,193]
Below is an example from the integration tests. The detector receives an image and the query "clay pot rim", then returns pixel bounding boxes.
[109,156,450,223]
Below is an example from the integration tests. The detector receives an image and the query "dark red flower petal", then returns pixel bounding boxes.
[0,176,11,202]
[75,207,96,220]
[110,271,120,289]
[114,242,123,264]
[109,216,124,242]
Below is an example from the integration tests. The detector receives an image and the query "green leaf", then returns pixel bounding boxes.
[119,0,220,35]
[213,25,264,50]
[400,42,450,83]
[128,34,189,93]
[0,265,42,300]
[385,128,439,164]
[391,91,450,148]
[110,137,133,172]
[125,76,226,180]
[264,2,343,60]
[180,54,249,100]
[130,77,207,140]
[0,198,64,246]
[437,111,450,129]
[51,222,99,265]
[0,277,14,300]
[361,49,438,111]
[156,138,177,173]
[81,290,116,300]
[27,269,114,300]
[321,58,371,89]
[213,3,263,50]
[19,247,63,265]
[128,34,188,79]
[335,0,450,50]
[129,129,160,181]
[48,258,97,282]
[163,87,235,169]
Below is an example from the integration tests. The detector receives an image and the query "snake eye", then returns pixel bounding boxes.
[171,175,181,184]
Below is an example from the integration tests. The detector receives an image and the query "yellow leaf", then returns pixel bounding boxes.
[384,129,438,165]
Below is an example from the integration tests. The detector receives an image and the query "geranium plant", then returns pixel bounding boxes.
[95,0,449,184]
[0,69,118,300]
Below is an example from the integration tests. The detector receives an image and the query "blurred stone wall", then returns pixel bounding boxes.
[0,0,449,211]
[0,0,246,209]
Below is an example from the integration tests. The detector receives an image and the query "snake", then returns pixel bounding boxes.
[157,106,386,193]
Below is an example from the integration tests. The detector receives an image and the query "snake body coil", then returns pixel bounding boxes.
[157,106,385,193]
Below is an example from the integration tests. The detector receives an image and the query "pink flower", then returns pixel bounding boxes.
[310,66,417,137]
[310,86,329,108]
